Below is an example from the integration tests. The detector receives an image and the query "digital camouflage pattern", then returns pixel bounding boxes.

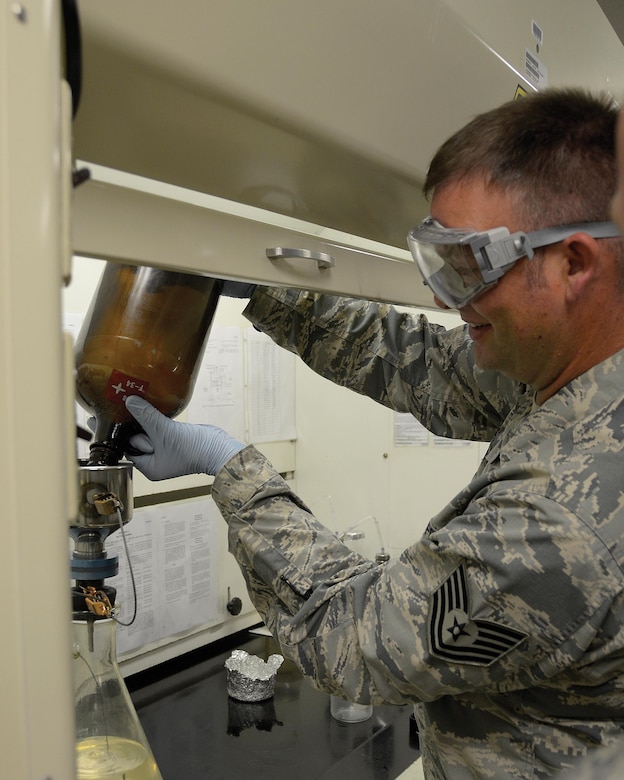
[211,287,624,778]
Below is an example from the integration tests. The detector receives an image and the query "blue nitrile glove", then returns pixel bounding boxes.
[124,395,245,480]
[221,280,257,298]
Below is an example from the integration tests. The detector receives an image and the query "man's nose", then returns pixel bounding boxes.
[433,295,452,310]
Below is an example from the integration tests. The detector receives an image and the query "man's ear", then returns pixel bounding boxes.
[560,233,600,303]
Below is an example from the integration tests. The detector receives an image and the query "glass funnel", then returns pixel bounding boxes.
[72,617,162,780]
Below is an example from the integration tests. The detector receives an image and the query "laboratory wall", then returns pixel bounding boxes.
[292,308,488,558]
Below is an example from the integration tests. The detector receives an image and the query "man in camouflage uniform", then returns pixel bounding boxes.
[125,90,624,778]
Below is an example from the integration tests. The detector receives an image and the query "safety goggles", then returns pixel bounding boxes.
[407,217,622,309]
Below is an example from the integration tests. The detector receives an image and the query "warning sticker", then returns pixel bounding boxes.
[525,48,548,88]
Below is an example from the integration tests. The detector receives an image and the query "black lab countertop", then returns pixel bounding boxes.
[128,629,419,780]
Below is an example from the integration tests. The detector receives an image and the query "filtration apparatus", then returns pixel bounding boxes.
[70,459,162,780]
[69,262,223,778]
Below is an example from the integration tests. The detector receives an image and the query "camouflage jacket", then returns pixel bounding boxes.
[211,288,624,779]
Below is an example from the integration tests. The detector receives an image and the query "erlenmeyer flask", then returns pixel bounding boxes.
[75,263,222,465]
[73,617,162,780]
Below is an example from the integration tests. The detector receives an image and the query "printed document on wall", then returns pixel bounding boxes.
[394,412,429,446]
[246,327,296,443]
[107,499,220,655]
[186,326,245,440]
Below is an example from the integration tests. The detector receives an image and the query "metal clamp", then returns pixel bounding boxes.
[266,246,335,270]
[92,491,123,516]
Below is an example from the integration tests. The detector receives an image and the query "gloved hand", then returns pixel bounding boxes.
[221,280,257,298]
[124,395,245,480]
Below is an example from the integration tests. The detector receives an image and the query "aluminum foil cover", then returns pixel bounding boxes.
[225,649,284,702]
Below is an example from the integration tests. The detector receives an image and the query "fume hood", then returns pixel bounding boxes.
[3,2,624,778]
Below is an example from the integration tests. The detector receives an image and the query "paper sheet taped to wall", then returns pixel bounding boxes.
[106,499,220,655]
[186,325,245,439]
[246,327,296,443]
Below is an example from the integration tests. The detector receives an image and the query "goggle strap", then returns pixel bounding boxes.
[527,221,621,250]
[479,221,622,280]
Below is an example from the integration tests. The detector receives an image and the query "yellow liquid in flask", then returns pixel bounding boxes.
[76,736,161,780]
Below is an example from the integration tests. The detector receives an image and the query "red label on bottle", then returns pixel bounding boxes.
[104,370,149,405]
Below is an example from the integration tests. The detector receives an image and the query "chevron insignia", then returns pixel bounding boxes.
[429,565,527,666]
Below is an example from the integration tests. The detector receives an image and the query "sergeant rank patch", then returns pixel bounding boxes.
[430,565,527,666]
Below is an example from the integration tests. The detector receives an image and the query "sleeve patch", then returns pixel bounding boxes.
[429,565,527,666]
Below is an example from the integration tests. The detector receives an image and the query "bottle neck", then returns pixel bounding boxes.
[73,616,118,672]
[87,442,123,467]
[88,419,141,466]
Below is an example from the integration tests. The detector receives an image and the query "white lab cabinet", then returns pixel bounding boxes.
[72,167,424,308]
[4,1,624,777]
[72,0,624,249]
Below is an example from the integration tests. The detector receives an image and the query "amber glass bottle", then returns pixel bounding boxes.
[75,264,222,466]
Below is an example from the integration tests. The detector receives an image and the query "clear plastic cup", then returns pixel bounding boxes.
[330,694,373,723]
